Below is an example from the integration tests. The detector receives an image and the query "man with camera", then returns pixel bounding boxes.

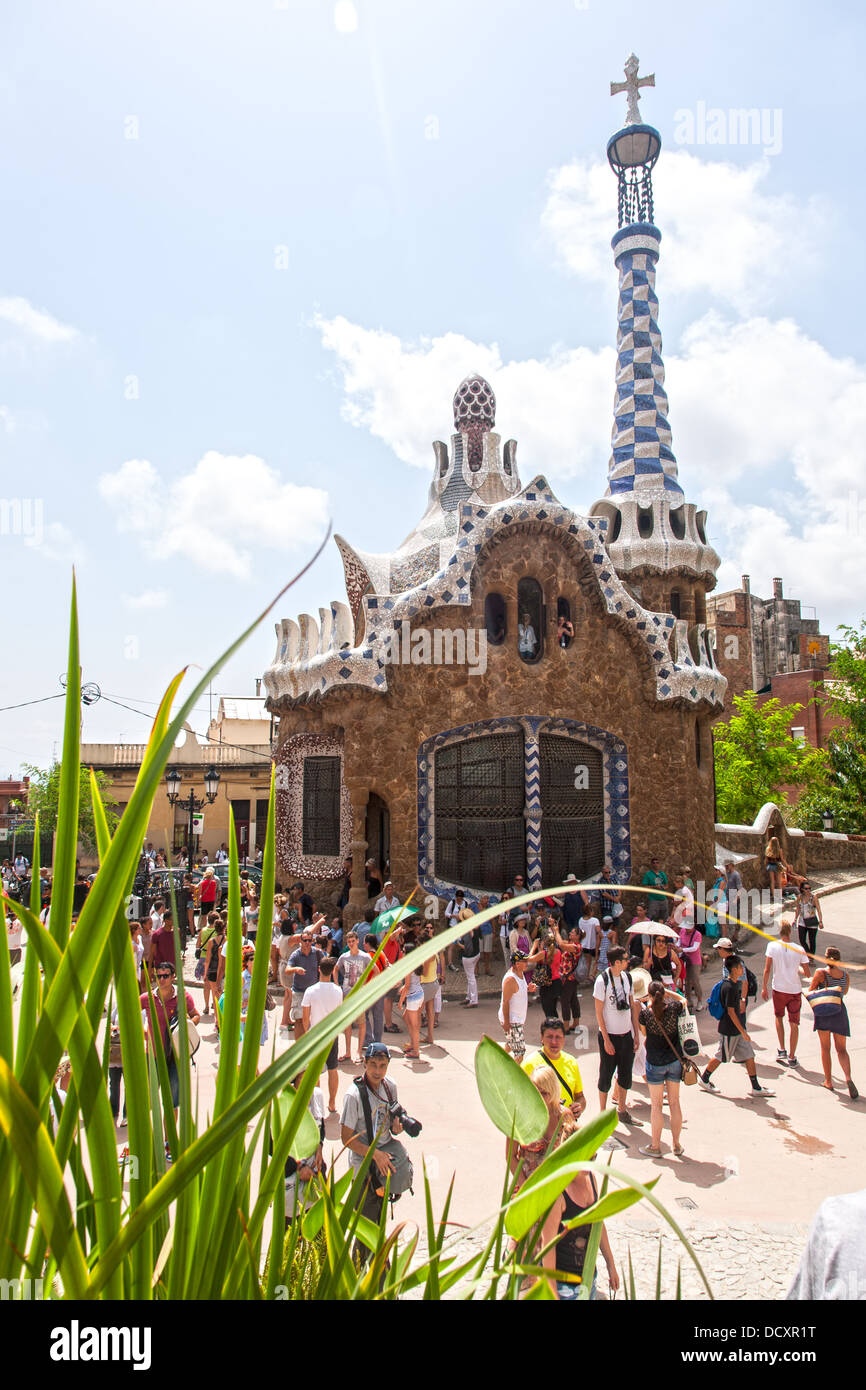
[593,946,642,1124]
[340,1042,421,1258]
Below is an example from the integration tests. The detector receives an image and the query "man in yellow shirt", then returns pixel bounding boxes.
[522,1017,587,1118]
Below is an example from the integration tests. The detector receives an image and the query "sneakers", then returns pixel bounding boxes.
[639,1145,663,1157]
[848,1079,859,1100]
[776,1049,788,1063]
[698,1075,718,1093]
[786,1056,799,1067]
[447,964,460,973]
[748,1086,775,1099]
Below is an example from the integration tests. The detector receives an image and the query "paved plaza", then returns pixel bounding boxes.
[170,881,866,1299]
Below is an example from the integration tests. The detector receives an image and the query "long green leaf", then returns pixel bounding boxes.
[473,1035,549,1145]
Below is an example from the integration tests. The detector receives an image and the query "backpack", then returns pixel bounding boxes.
[708,969,757,1020]
[707,980,725,1020]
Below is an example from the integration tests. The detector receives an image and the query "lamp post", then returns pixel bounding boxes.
[822,809,835,832]
[165,766,221,872]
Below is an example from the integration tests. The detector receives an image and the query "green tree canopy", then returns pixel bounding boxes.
[23,761,120,855]
[792,619,866,833]
[713,692,824,826]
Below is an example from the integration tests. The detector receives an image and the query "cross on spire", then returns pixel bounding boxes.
[610,53,655,126]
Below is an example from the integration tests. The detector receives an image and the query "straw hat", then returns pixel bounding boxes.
[457,907,475,921]
[630,967,651,1000]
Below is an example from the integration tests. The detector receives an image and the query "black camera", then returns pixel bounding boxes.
[389,1101,422,1138]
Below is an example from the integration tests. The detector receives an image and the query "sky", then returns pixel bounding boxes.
[1,0,865,775]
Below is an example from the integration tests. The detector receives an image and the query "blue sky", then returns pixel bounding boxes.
[2,0,865,772]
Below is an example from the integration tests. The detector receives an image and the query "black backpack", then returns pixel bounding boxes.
[744,966,758,1000]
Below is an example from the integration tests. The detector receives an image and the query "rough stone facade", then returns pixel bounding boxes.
[272,517,719,918]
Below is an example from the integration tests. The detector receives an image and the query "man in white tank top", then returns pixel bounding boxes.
[499,947,544,1061]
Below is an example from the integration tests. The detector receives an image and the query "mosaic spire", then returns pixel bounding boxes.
[606,223,682,503]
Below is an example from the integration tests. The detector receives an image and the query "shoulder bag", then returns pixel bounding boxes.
[650,1005,699,1085]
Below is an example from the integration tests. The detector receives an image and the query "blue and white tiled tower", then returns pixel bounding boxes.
[591,56,719,586]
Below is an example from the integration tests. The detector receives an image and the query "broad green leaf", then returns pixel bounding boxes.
[504,1109,619,1238]
[274,1089,320,1162]
[473,1035,548,1144]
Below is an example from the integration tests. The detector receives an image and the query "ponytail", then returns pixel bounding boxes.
[649,980,666,1021]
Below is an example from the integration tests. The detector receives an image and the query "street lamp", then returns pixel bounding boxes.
[822,809,835,832]
[165,766,221,870]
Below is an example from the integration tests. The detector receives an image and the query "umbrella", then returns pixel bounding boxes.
[625,922,680,941]
[371,904,418,937]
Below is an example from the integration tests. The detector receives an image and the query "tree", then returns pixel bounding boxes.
[791,620,866,833]
[23,761,120,854]
[712,692,825,826]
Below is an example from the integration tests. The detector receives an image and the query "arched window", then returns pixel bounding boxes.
[670,589,681,620]
[556,597,574,649]
[669,507,686,540]
[484,592,507,646]
[609,508,622,542]
[517,578,544,663]
[637,506,654,538]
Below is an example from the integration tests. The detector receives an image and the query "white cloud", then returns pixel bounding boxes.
[0,296,79,343]
[541,151,827,314]
[0,406,13,432]
[23,520,85,565]
[316,312,614,478]
[98,452,330,579]
[122,588,169,610]
[315,309,866,626]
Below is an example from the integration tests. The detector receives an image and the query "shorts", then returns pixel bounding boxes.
[505,1023,526,1060]
[645,1057,683,1085]
[597,1030,634,1093]
[404,991,424,1013]
[716,1034,755,1064]
[557,1275,598,1300]
[290,992,305,1023]
[480,934,493,954]
[772,990,802,1022]
[421,980,439,1003]
[324,1038,339,1071]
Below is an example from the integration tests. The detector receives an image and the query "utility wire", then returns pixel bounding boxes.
[0,694,65,713]
[99,695,275,762]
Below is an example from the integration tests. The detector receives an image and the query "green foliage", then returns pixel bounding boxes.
[473,1036,548,1144]
[713,691,825,825]
[791,620,866,833]
[22,760,119,855]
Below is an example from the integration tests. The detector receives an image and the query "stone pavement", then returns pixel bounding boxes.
[174,879,865,1299]
[404,1218,808,1300]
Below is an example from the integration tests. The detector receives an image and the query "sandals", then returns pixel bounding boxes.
[673,1143,685,1156]
[402,1049,420,1059]
[383,1024,401,1034]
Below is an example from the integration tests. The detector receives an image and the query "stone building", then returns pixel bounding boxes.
[79,697,274,865]
[263,60,727,920]
[706,575,830,717]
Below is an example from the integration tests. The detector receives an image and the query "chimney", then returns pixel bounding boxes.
[741,575,750,593]
[773,577,783,600]
[255,678,261,697]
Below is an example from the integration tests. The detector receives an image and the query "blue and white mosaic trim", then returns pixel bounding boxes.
[607,223,682,504]
[263,474,726,709]
[416,715,631,905]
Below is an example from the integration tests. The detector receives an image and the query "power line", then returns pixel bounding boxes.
[99,695,275,763]
[0,694,65,713]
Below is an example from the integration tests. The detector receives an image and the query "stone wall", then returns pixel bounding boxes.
[716,802,866,886]
[275,526,719,916]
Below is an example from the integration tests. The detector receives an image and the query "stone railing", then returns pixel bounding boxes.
[716,802,866,888]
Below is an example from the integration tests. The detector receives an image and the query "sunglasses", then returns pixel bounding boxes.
[156,971,172,979]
